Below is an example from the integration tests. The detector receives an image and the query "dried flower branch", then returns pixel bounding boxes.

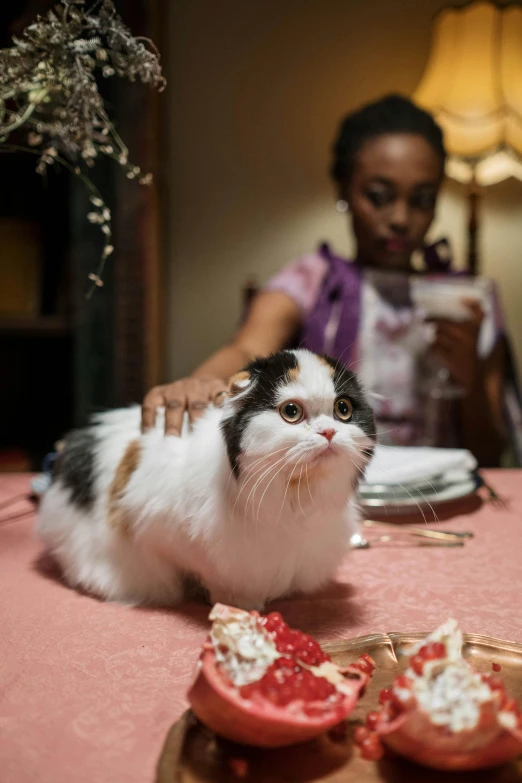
[0,0,165,296]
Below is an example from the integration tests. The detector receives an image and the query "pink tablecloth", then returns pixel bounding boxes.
[1,471,522,782]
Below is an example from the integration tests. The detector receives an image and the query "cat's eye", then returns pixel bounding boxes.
[279,401,304,424]
[334,397,353,422]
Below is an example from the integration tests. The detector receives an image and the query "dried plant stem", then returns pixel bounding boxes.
[0,0,165,295]
[1,100,38,135]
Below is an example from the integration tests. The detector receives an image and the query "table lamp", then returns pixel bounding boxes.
[413,1,522,274]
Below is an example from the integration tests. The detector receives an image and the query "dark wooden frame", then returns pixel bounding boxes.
[72,0,167,424]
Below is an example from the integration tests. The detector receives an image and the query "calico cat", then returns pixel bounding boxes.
[37,350,375,609]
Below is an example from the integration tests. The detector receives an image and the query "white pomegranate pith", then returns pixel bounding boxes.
[393,619,517,732]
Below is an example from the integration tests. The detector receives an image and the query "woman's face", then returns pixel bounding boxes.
[344,133,443,270]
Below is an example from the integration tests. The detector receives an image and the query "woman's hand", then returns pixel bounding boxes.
[430,299,484,393]
[141,375,227,436]
[141,290,301,437]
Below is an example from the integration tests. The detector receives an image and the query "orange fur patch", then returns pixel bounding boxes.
[228,370,251,396]
[317,356,335,376]
[107,439,141,535]
[288,366,300,382]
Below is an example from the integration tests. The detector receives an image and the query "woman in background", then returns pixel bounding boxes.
[143,95,513,466]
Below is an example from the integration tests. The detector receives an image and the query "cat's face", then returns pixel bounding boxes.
[221,350,375,487]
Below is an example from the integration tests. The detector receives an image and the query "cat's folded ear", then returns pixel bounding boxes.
[228,371,252,398]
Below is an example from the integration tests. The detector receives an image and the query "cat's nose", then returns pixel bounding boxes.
[319,429,335,442]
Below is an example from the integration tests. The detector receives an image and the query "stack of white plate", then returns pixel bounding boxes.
[359,445,480,515]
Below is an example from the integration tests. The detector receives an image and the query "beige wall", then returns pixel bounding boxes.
[164,0,522,380]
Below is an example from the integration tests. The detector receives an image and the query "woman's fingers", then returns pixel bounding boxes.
[186,380,210,427]
[460,297,484,325]
[163,381,190,436]
[141,385,167,433]
[210,379,228,407]
[187,379,229,424]
[141,377,229,436]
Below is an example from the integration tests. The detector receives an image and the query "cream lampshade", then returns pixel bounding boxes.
[413,1,522,273]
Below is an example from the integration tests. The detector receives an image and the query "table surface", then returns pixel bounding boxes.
[1,471,521,783]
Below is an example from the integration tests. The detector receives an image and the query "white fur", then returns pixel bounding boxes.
[36,350,373,610]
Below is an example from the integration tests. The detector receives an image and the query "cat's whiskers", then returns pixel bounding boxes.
[296,464,306,517]
[233,447,288,487]
[229,452,273,518]
[230,447,289,517]
[236,448,288,488]
[254,446,315,524]
[295,462,315,522]
[251,454,297,547]
[358,456,440,522]
[275,454,308,528]
[332,344,356,375]
[253,456,294,531]
[244,453,290,521]
[352,459,391,520]
[234,455,285,545]
[363,426,405,437]
[350,450,439,525]
[305,463,315,507]
[231,455,288,528]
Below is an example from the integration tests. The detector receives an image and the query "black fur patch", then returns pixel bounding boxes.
[221,351,299,478]
[52,428,97,510]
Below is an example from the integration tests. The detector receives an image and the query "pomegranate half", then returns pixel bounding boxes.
[357,619,522,771]
[188,604,374,747]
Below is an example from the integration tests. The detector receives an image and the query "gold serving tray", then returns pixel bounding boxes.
[156,632,522,782]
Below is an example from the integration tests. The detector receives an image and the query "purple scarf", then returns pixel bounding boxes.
[299,244,362,362]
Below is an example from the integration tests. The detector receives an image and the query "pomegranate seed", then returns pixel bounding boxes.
[354,725,371,745]
[379,687,393,705]
[420,642,446,660]
[394,675,413,690]
[410,655,425,676]
[273,656,296,670]
[482,674,505,695]
[360,653,376,673]
[352,657,375,676]
[381,675,413,714]
[261,612,331,666]
[410,642,446,674]
[492,662,502,672]
[265,611,283,624]
[244,661,337,706]
[360,733,385,761]
[229,757,249,777]
[366,711,381,731]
